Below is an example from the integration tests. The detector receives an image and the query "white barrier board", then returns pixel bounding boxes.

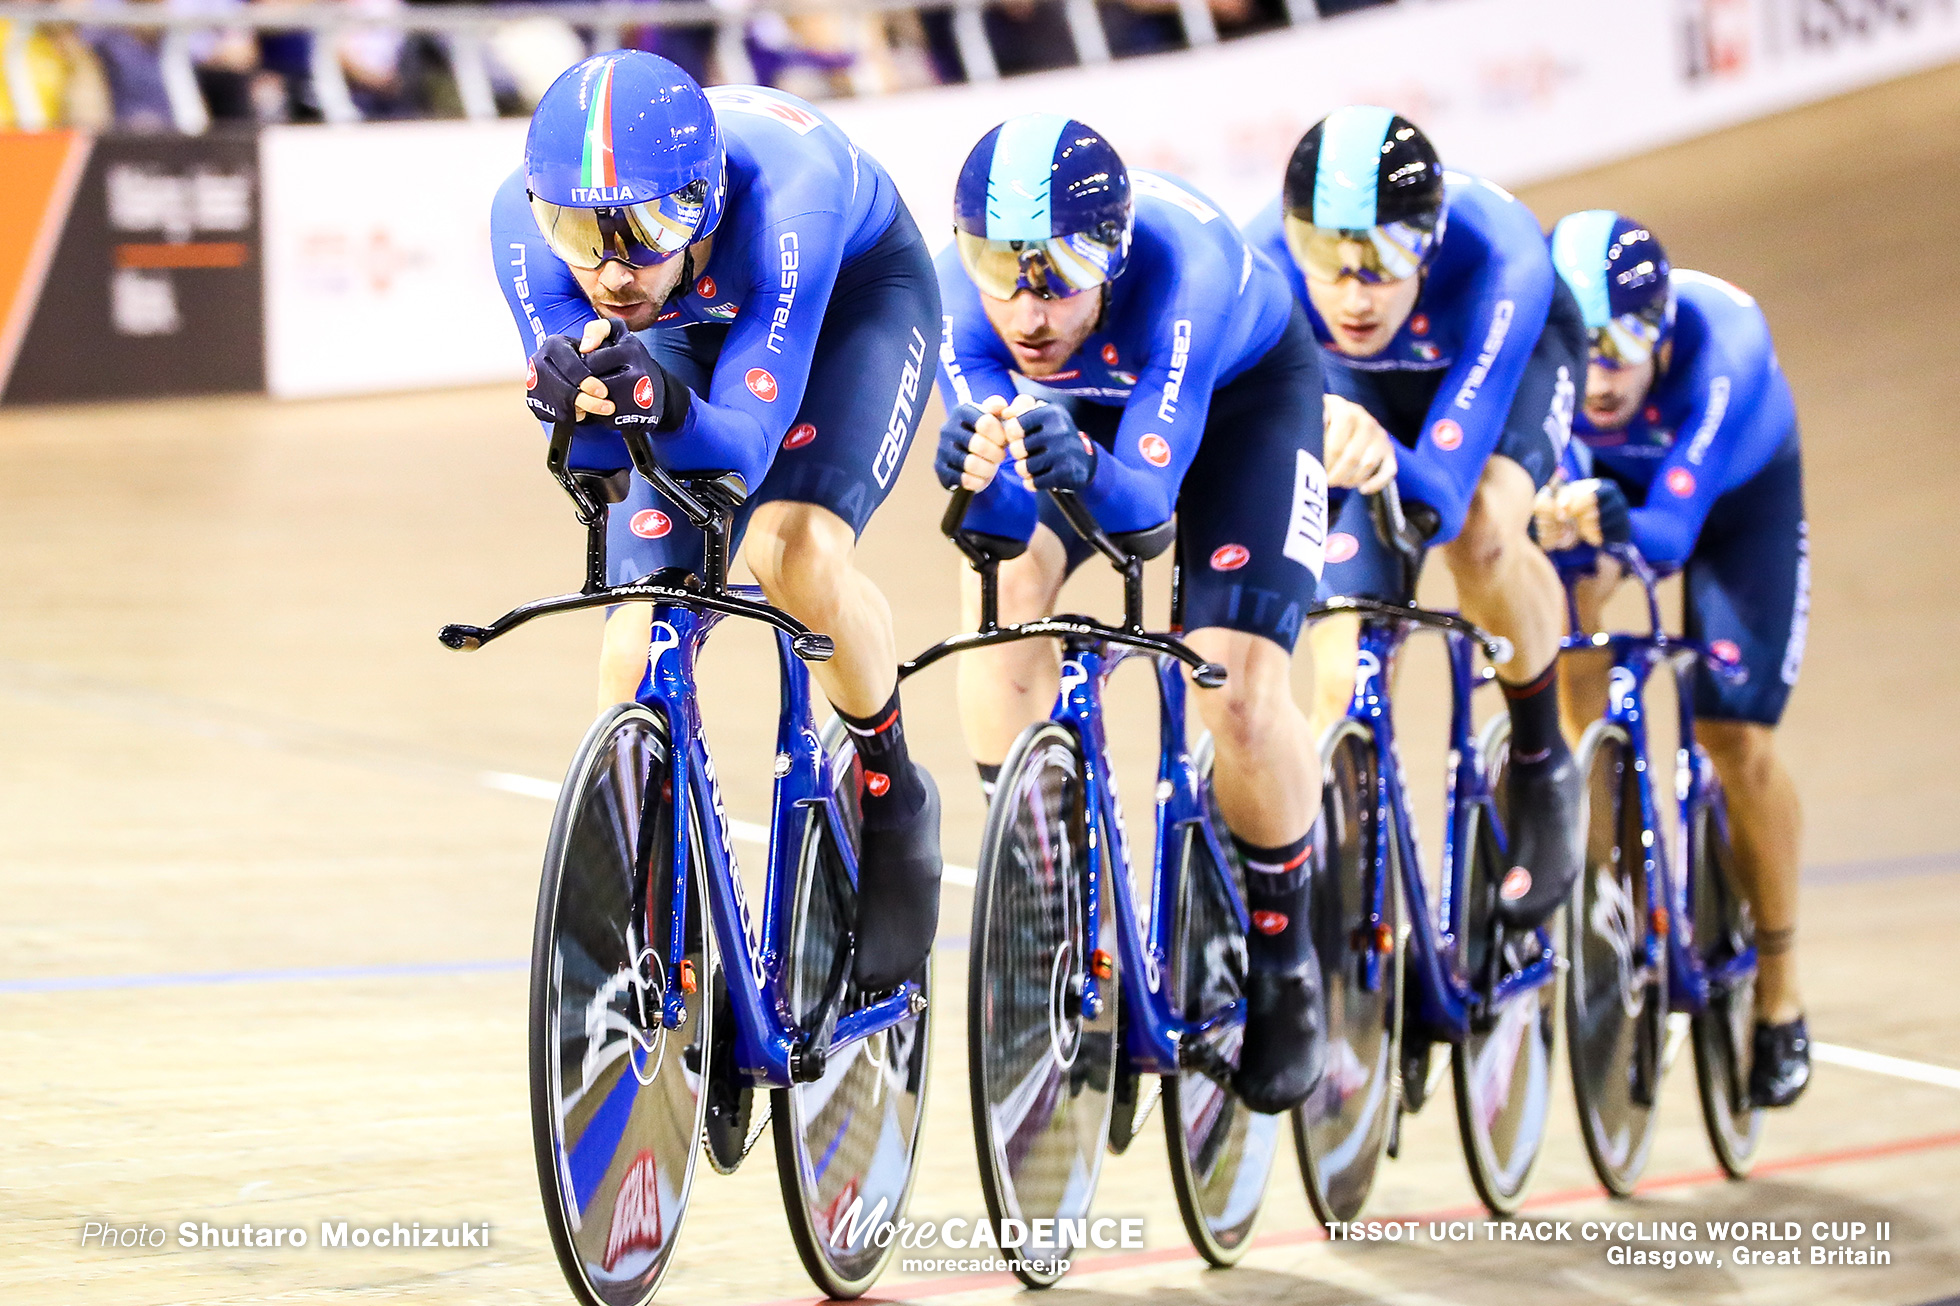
[258,0,1960,398]
[828,0,1960,239]
[262,120,528,398]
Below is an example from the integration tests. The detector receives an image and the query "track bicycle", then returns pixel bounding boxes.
[1294,486,1564,1221]
[440,422,931,1305]
[903,486,1280,1284]
[1554,538,1762,1192]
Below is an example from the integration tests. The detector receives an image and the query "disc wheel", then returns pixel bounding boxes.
[1566,720,1668,1195]
[1451,713,1561,1216]
[1294,718,1402,1225]
[1162,736,1281,1266]
[969,721,1116,1288]
[531,704,712,1306]
[1690,768,1764,1177]
[773,720,932,1298]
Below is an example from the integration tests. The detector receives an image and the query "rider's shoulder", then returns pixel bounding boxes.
[707,85,842,144]
[1670,270,1775,381]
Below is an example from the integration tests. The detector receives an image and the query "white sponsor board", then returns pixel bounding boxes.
[261,120,527,398]
[827,0,1960,240]
[258,0,1960,396]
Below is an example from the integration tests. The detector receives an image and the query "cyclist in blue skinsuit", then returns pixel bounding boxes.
[1538,211,1811,1106]
[488,51,942,992]
[935,115,1332,1113]
[1244,106,1587,933]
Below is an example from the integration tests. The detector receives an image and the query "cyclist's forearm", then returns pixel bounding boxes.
[660,400,774,489]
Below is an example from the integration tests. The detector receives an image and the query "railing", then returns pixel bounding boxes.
[0,0,1338,134]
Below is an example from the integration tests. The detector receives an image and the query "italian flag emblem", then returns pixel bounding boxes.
[581,61,617,190]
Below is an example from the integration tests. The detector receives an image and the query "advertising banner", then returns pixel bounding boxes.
[246,0,1959,400]
[827,0,1960,241]
[2,130,263,405]
[260,120,528,399]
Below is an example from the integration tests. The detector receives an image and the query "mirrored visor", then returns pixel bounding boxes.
[1590,309,1667,369]
[1283,213,1440,285]
[529,183,707,270]
[956,229,1123,300]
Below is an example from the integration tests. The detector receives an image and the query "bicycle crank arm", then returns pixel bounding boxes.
[440,584,834,661]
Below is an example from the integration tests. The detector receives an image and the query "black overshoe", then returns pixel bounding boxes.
[851,766,942,991]
[1749,1015,1812,1108]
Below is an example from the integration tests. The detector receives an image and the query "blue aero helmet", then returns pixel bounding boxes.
[953,114,1133,301]
[524,51,726,270]
[1550,210,1674,369]
[1281,106,1447,284]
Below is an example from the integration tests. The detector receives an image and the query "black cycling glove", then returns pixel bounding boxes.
[1014,402,1097,492]
[1592,478,1632,547]
[583,319,690,433]
[524,334,592,426]
[935,401,988,490]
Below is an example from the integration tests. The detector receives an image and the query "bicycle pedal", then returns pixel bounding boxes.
[1177,1037,1235,1089]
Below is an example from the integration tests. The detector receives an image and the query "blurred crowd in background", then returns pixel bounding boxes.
[0,0,1392,129]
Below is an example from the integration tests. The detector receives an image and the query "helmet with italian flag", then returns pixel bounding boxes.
[523,51,726,270]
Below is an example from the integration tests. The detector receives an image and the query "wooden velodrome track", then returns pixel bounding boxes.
[6,62,1960,1306]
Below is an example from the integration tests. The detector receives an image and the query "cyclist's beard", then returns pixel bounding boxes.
[586,254,693,329]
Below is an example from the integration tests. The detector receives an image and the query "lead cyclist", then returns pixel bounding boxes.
[488,52,943,992]
[934,115,1334,1113]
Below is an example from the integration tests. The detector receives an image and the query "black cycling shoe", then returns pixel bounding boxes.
[1494,756,1584,931]
[1231,960,1328,1115]
[851,766,943,992]
[1749,1015,1812,1108]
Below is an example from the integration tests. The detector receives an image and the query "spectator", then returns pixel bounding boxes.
[625,0,715,86]
[336,0,415,117]
[485,14,583,110]
[85,23,173,130]
[983,1,1076,77]
[82,0,174,130]
[744,11,854,98]
[0,1,113,128]
[154,0,289,122]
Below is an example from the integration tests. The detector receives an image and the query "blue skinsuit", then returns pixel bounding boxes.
[491,85,938,582]
[937,171,1330,649]
[1566,271,1808,724]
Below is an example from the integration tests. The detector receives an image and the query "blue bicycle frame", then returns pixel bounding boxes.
[441,421,918,1092]
[635,603,921,1088]
[1556,543,1754,1017]
[904,486,1247,1079]
[1331,603,1561,1046]
[1046,640,1251,1074]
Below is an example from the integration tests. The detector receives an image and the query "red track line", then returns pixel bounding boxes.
[743,1127,1960,1306]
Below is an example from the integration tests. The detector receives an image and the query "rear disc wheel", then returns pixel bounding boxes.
[1566,720,1667,1195]
[1690,770,1764,1177]
[1451,714,1561,1216]
[774,720,932,1298]
[1162,736,1280,1266]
